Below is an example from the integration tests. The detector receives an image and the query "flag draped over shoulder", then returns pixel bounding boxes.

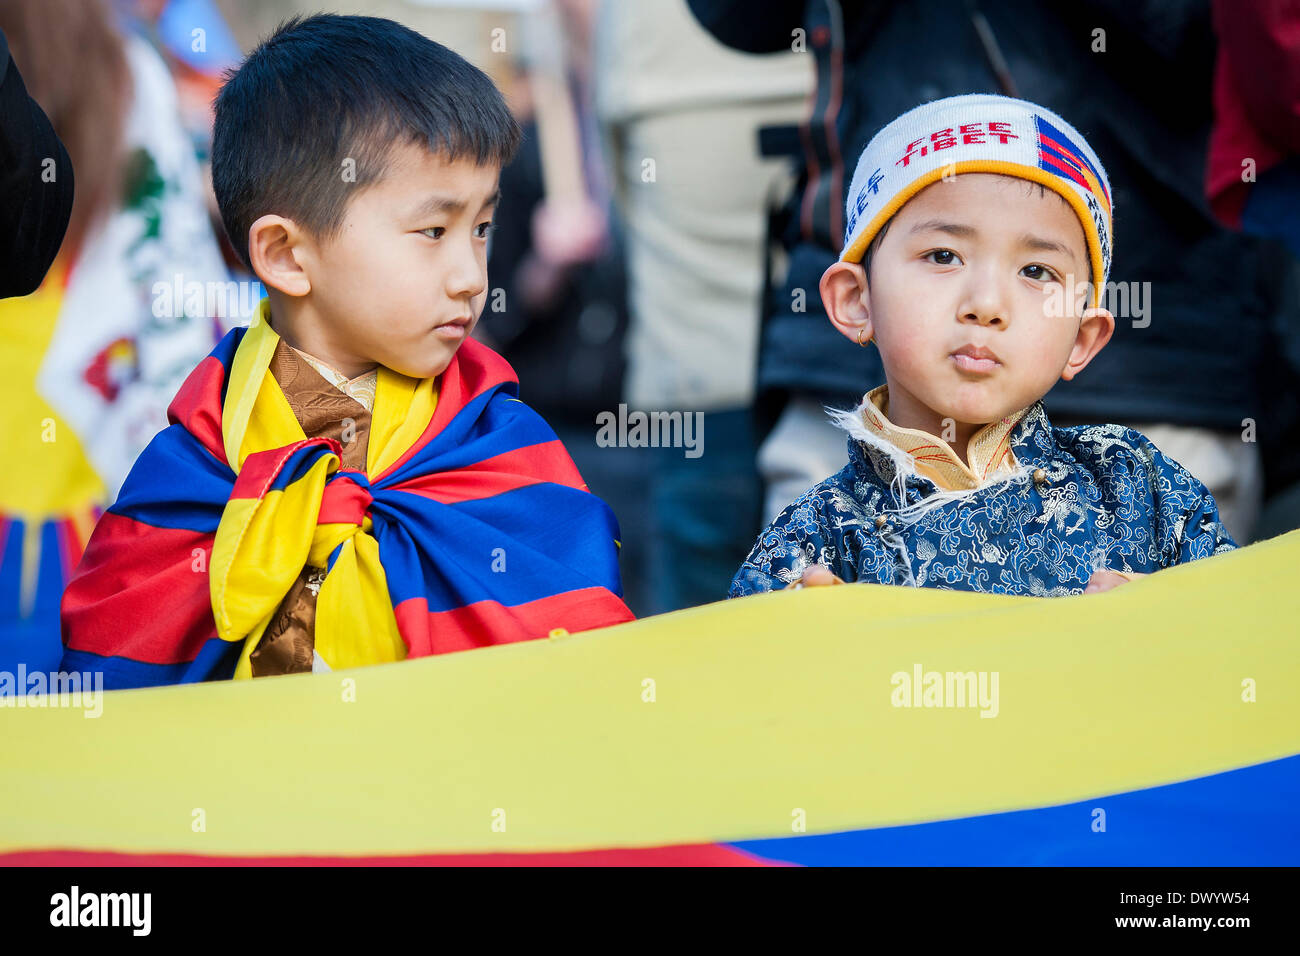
[60,303,633,687]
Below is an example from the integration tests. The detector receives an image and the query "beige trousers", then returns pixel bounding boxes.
[606,100,809,411]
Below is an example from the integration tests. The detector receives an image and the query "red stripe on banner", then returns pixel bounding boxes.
[1,844,778,867]
[394,587,635,657]
[395,440,587,504]
[375,338,518,482]
[165,355,228,462]
[61,514,217,664]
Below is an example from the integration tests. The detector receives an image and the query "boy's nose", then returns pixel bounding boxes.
[959,270,1009,327]
[446,248,487,300]
[964,307,1005,327]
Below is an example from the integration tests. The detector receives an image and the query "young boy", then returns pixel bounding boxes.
[730,93,1236,599]
[60,15,633,688]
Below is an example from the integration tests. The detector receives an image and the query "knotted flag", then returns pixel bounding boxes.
[60,302,633,687]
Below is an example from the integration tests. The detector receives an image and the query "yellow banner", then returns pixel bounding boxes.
[3,530,1297,857]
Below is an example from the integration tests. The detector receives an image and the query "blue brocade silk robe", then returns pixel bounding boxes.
[730,400,1237,598]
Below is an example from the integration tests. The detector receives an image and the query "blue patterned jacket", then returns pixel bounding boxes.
[729,401,1237,598]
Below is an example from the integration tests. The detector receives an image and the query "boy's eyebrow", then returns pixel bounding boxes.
[908,219,977,239]
[909,219,1078,259]
[1016,233,1075,258]
[410,189,502,219]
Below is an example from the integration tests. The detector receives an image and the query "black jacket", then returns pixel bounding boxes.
[0,29,75,299]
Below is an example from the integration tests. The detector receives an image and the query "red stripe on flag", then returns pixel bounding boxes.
[2,844,778,866]
[375,338,519,481]
[394,587,635,657]
[1039,150,1089,190]
[1040,131,1109,203]
[165,355,228,462]
[394,440,587,504]
[229,439,338,502]
[61,514,217,664]
[317,474,374,525]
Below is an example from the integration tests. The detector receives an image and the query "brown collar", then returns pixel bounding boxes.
[268,339,372,472]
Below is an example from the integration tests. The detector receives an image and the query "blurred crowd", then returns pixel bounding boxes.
[3,0,1298,665]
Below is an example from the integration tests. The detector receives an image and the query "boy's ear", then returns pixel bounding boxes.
[820,261,872,344]
[1060,306,1116,382]
[247,215,312,297]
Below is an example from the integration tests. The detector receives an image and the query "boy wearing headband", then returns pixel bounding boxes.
[730,94,1236,597]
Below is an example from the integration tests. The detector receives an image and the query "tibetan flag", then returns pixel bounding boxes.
[1035,113,1111,213]
[8,528,1297,865]
[58,301,633,688]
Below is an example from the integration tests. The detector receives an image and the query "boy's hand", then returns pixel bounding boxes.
[1083,570,1149,594]
[785,564,845,589]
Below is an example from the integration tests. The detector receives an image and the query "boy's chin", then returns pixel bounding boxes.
[378,349,458,381]
[936,397,1021,427]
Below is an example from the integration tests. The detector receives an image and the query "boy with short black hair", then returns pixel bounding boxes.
[731,94,1235,598]
[62,14,632,687]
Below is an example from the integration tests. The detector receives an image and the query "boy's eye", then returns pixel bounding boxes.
[925,249,961,266]
[475,221,495,240]
[1021,263,1059,282]
[421,226,445,240]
